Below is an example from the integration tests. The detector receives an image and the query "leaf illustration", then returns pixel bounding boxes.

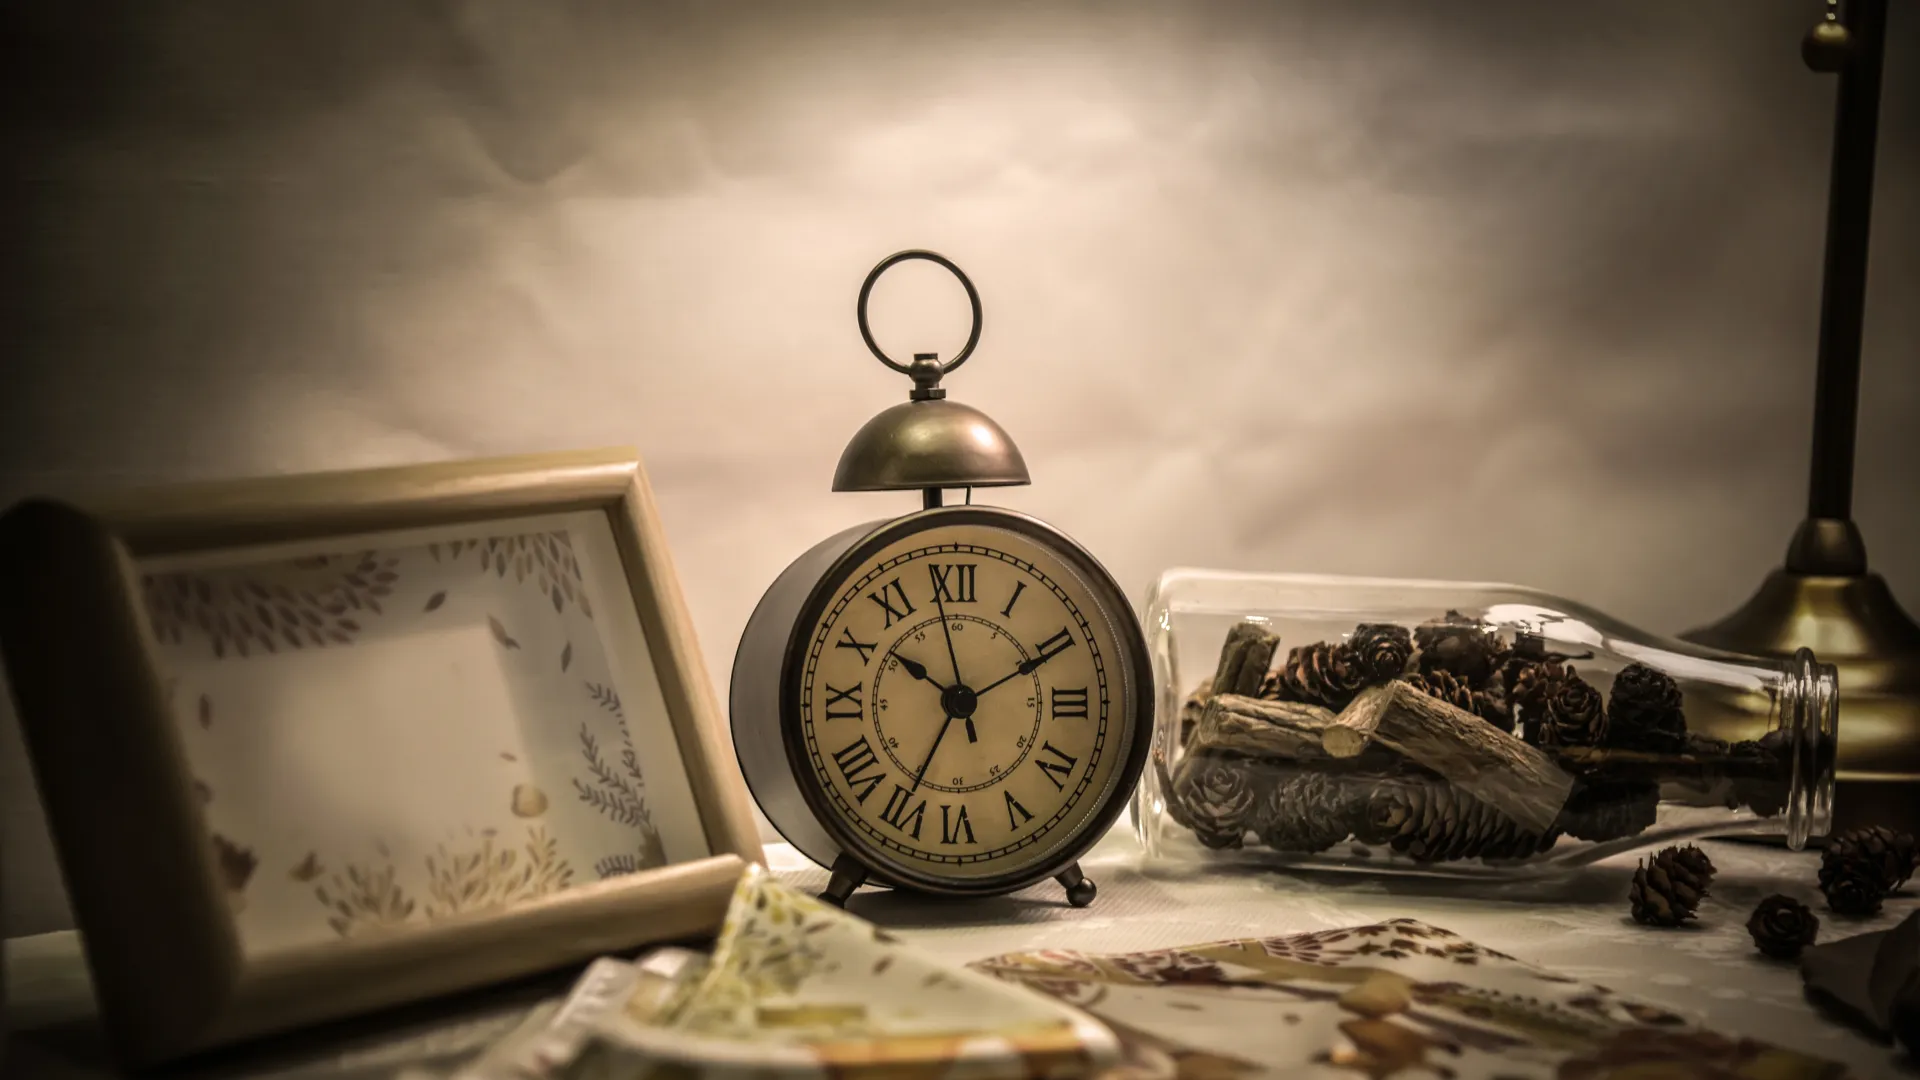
[290,852,323,882]
[500,751,518,762]
[551,585,563,613]
[198,694,213,728]
[488,615,521,650]
[423,591,447,612]
[194,779,213,804]
[560,641,572,673]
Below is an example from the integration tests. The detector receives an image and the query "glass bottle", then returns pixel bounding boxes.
[1133,569,1838,877]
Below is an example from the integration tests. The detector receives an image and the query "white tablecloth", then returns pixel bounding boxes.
[3,828,1908,1078]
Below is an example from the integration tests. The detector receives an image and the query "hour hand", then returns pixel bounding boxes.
[894,653,950,691]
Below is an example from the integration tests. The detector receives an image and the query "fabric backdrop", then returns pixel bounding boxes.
[2,1,1916,936]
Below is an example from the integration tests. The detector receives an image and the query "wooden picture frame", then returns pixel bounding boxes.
[0,448,762,1067]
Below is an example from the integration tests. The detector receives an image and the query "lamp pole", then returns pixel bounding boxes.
[1683,0,1920,832]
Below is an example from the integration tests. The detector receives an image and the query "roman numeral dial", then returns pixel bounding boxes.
[799,527,1130,886]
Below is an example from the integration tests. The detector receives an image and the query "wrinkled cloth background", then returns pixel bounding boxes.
[1,1,1915,937]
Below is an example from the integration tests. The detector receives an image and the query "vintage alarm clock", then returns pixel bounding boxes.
[731,250,1151,908]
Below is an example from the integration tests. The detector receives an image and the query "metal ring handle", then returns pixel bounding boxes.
[856,250,983,376]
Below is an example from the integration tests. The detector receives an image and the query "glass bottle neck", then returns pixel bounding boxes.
[1783,646,1840,848]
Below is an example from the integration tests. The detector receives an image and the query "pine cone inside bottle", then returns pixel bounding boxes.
[1520,663,1608,749]
[1255,769,1363,853]
[1826,826,1919,894]
[1413,609,1510,688]
[1366,779,1553,863]
[1172,752,1259,850]
[1404,669,1513,733]
[1628,844,1715,927]
[1729,731,1792,818]
[1266,640,1366,710]
[1607,663,1688,753]
[1348,623,1414,684]
[1554,780,1659,843]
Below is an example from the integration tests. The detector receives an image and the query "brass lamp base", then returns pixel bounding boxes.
[1683,538,1920,833]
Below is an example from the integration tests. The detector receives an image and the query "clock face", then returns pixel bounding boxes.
[792,515,1142,888]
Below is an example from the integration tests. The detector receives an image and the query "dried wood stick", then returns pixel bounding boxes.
[1189,693,1338,760]
[1210,620,1280,697]
[1320,684,1396,758]
[1316,679,1574,834]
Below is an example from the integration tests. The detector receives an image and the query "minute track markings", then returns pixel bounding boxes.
[800,538,1114,867]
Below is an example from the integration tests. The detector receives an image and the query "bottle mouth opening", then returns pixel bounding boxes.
[1784,646,1839,849]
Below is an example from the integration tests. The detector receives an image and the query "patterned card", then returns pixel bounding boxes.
[973,919,1852,1079]
[443,864,1118,1079]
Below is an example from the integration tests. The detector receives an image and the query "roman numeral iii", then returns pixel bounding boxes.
[831,736,885,805]
[928,563,976,604]
[940,803,975,845]
[880,785,927,839]
[1050,686,1089,720]
[1034,741,1078,791]
[867,578,916,627]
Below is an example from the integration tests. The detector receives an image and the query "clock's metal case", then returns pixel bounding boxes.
[728,249,1151,907]
[730,506,1152,907]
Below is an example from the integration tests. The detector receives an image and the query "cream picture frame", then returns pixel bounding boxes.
[0,449,762,1067]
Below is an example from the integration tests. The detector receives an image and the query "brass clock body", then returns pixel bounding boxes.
[731,507,1150,905]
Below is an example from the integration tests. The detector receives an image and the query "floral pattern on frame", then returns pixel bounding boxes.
[139,514,699,956]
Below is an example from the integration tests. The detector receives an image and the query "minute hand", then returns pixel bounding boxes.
[973,642,1073,698]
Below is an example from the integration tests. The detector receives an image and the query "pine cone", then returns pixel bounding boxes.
[1826,826,1919,894]
[1746,895,1819,959]
[1414,610,1509,688]
[1554,781,1659,843]
[1607,663,1688,753]
[1269,641,1366,710]
[1629,844,1715,926]
[1172,753,1258,849]
[1348,623,1414,684]
[1730,733,1791,818]
[1255,771,1361,853]
[1405,669,1512,732]
[1515,663,1607,748]
[1819,856,1886,917]
[1366,779,1553,863]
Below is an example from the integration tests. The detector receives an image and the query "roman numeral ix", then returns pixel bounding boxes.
[822,682,863,721]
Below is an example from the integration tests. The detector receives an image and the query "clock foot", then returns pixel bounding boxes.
[820,854,869,908]
[1056,863,1097,908]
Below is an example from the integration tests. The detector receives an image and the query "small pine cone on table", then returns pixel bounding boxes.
[1746,895,1819,959]
[1413,609,1510,688]
[1629,844,1715,927]
[1819,857,1886,916]
[1255,770,1360,854]
[1348,623,1414,684]
[1607,663,1688,754]
[1267,641,1366,710]
[1825,825,1919,894]
[1172,753,1259,850]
